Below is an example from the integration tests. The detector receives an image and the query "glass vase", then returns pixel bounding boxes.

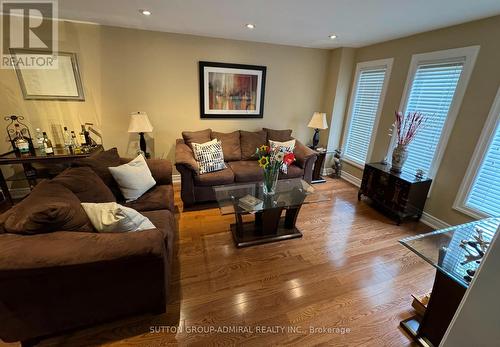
[263,168,279,195]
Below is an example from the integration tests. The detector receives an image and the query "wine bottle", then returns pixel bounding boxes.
[14,124,30,154]
[42,132,54,155]
[35,128,44,149]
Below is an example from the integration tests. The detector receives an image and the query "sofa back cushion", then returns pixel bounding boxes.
[240,130,267,160]
[182,129,212,148]
[73,148,122,199]
[211,130,241,161]
[264,128,293,142]
[0,181,94,235]
[52,167,116,203]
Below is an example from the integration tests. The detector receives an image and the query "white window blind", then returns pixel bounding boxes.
[465,117,500,216]
[402,60,464,175]
[344,67,387,164]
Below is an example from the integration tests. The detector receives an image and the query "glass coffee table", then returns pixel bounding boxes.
[213,178,330,248]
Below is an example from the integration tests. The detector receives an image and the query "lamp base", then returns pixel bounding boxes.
[311,129,320,149]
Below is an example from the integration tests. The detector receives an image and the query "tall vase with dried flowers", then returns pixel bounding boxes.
[391,111,425,173]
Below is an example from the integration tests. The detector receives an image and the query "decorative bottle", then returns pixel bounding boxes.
[35,128,44,149]
[63,127,72,148]
[42,132,54,155]
[14,124,30,154]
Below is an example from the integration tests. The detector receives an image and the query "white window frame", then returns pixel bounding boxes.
[386,46,480,182]
[453,86,500,219]
[342,58,393,169]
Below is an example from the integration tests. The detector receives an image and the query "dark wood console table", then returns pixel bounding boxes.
[0,145,103,204]
[358,162,432,224]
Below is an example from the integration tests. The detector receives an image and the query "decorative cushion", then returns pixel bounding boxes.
[182,129,212,148]
[227,161,264,182]
[240,130,267,160]
[108,154,156,202]
[192,140,226,174]
[0,181,94,235]
[52,167,116,203]
[211,130,241,161]
[264,128,293,142]
[269,139,296,153]
[74,148,122,199]
[81,202,155,232]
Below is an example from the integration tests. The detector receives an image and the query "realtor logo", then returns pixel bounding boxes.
[1,0,58,68]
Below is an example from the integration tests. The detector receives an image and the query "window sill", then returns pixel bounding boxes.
[452,203,485,220]
[342,157,365,170]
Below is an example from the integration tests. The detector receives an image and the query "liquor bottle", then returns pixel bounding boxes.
[42,132,54,155]
[63,127,72,148]
[35,128,44,149]
[70,131,79,146]
[79,125,87,146]
[14,124,30,154]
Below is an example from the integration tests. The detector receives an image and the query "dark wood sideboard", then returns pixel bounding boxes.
[358,163,432,224]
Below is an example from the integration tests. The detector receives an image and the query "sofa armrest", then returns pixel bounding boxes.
[146,159,173,185]
[294,140,317,169]
[175,140,198,173]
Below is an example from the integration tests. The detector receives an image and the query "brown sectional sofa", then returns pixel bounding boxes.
[175,128,317,207]
[0,149,176,346]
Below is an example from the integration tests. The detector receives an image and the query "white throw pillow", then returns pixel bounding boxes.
[269,139,296,153]
[191,139,226,174]
[81,202,155,232]
[108,154,156,201]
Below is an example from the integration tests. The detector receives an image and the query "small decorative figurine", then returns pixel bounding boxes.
[415,169,425,180]
[331,148,342,178]
[4,115,35,155]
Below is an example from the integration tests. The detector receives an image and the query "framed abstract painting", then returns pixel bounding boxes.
[199,61,266,118]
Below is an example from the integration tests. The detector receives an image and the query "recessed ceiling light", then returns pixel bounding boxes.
[140,9,152,16]
[245,23,255,29]
[328,34,337,40]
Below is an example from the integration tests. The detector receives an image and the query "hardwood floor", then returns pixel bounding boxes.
[2,178,435,346]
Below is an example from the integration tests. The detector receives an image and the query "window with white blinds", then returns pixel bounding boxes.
[456,87,500,218]
[402,60,464,175]
[466,117,500,216]
[343,60,391,166]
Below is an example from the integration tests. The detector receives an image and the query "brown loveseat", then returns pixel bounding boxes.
[175,128,317,207]
[0,148,176,346]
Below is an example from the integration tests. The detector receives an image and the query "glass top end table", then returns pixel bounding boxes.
[213,178,330,247]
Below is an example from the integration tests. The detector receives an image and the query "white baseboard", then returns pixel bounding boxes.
[172,174,181,183]
[420,212,450,230]
[340,171,362,187]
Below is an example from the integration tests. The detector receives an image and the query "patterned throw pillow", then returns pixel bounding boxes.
[192,140,226,174]
[269,139,296,153]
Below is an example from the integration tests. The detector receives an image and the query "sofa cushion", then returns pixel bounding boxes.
[182,129,212,148]
[240,130,267,160]
[109,155,156,201]
[123,185,174,212]
[264,128,293,142]
[74,148,122,199]
[227,161,264,182]
[0,181,94,235]
[52,167,116,203]
[279,164,304,179]
[81,202,155,232]
[194,167,234,186]
[211,130,241,161]
[192,140,227,174]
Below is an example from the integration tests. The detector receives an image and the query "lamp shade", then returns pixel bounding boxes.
[128,112,153,133]
[307,112,328,129]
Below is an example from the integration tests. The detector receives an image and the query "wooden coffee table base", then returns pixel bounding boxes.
[231,206,303,248]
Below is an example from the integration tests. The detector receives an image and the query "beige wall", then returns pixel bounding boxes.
[0,21,329,165]
[338,15,500,225]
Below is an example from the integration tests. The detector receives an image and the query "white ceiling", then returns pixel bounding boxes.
[58,0,500,48]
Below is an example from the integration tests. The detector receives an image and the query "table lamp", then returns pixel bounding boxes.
[307,112,328,148]
[128,112,153,156]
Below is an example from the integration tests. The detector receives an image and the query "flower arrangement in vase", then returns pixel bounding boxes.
[391,111,425,173]
[256,145,295,195]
